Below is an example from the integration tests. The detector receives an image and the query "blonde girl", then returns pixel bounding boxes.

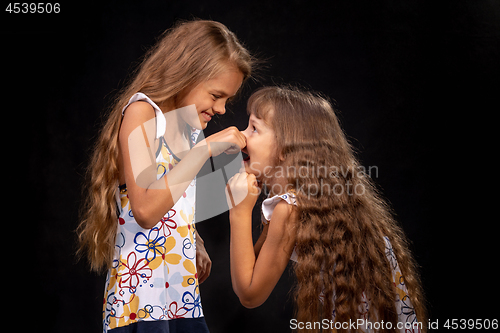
[226,86,426,332]
[78,20,253,332]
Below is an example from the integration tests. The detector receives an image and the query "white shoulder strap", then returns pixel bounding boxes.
[261,192,297,223]
[122,92,166,139]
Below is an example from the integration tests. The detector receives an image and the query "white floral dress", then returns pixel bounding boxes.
[103,93,209,332]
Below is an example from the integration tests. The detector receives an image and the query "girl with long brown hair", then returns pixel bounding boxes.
[226,86,426,332]
[77,19,253,332]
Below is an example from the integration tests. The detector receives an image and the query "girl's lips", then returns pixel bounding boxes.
[242,151,250,162]
[201,111,212,122]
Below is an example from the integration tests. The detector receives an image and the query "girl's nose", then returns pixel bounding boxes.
[213,101,226,115]
[240,129,249,141]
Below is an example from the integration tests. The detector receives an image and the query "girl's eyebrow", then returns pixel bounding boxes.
[212,90,227,96]
[249,115,264,125]
[212,89,236,98]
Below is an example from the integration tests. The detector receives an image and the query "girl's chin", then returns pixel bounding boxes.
[189,117,206,130]
[243,164,254,174]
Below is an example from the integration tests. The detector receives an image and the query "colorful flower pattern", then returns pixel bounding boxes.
[103,122,202,332]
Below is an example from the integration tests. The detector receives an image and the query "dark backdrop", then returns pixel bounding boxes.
[3,0,498,332]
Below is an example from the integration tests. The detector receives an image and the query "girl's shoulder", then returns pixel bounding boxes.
[119,101,156,142]
[261,192,297,224]
[121,93,166,139]
[121,101,156,124]
[122,92,159,115]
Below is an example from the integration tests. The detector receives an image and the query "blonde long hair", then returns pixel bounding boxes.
[248,86,426,332]
[78,19,254,272]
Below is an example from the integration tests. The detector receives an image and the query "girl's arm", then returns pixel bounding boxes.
[226,172,296,308]
[253,223,268,257]
[120,101,246,229]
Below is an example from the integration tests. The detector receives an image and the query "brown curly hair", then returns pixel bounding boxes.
[247,86,426,332]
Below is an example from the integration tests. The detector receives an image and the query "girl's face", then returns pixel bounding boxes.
[178,69,244,130]
[241,113,277,183]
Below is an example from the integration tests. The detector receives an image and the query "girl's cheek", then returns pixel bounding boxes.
[245,138,253,151]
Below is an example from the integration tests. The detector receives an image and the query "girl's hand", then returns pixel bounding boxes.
[203,126,247,157]
[195,233,212,284]
[225,172,260,213]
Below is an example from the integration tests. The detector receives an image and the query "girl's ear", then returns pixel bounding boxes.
[276,146,285,162]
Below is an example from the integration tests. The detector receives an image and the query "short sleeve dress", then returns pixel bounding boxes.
[262,192,421,333]
[103,93,209,333]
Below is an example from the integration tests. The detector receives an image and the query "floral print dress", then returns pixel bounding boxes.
[103,93,208,332]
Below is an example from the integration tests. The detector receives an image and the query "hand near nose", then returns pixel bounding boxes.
[204,126,247,157]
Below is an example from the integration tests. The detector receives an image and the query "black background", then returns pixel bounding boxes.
[3,0,499,331]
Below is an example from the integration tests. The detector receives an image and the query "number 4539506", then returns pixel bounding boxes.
[443,318,498,330]
[6,3,60,14]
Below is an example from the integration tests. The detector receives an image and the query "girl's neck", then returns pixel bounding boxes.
[264,176,293,197]
[160,99,190,154]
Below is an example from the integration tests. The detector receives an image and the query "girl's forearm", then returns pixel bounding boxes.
[229,209,256,301]
[165,141,210,202]
[133,142,210,228]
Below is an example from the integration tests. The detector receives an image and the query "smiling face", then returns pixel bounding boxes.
[177,68,244,130]
[241,112,277,184]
